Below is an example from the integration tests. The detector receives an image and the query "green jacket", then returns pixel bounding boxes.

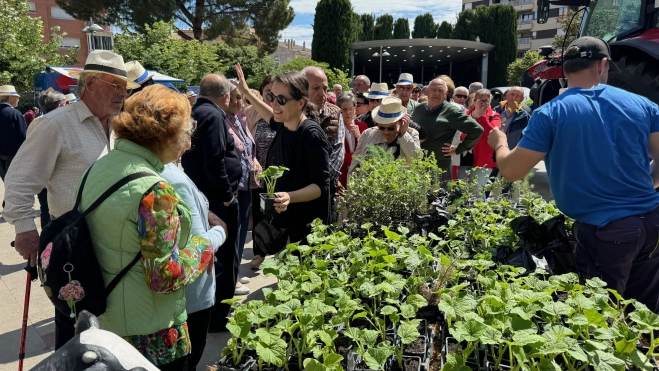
[412,102,483,170]
[405,99,420,113]
[78,139,192,337]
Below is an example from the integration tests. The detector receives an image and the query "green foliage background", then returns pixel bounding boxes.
[412,13,437,38]
[393,18,411,39]
[507,51,542,85]
[277,58,352,89]
[311,0,360,71]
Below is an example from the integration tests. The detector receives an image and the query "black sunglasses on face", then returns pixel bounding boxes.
[356,102,366,107]
[455,94,468,99]
[265,92,296,105]
[378,126,397,132]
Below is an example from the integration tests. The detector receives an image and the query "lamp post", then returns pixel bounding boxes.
[82,24,103,53]
[371,46,391,82]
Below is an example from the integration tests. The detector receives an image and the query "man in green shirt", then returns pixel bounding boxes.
[395,73,420,113]
[412,78,483,176]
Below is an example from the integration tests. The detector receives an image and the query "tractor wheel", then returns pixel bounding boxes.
[607,49,659,106]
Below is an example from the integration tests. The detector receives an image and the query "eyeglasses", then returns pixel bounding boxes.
[377,126,397,132]
[455,94,468,99]
[477,99,491,105]
[265,92,296,106]
[96,78,132,96]
[356,102,366,107]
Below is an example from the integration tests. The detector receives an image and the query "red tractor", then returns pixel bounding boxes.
[528,0,659,107]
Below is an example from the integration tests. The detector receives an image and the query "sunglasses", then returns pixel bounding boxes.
[377,126,397,132]
[455,94,468,99]
[356,102,366,107]
[265,92,296,105]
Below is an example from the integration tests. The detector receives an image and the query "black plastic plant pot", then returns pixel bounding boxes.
[552,290,569,303]
[335,335,354,355]
[444,337,488,369]
[403,335,429,362]
[389,355,423,371]
[260,193,276,214]
[217,355,256,371]
[416,305,442,322]
[484,361,512,371]
[350,318,373,330]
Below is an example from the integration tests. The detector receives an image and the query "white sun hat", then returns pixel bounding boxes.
[366,82,390,100]
[69,50,139,89]
[0,85,20,97]
[372,97,407,125]
[395,73,417,88]
[125,61,155,86]
[64,93,78,103]
[185,91,197,98]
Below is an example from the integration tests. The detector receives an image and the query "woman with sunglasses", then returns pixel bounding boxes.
[349,97,421,173]
[230,64,331,270]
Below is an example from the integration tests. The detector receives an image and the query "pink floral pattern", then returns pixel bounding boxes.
[41,242,53,270]
[58,280,85,302]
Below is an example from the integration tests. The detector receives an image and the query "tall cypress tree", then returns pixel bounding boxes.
[436,21,454,39]
[453,9,476,40]
[373,14,394,40]
[412,13,436,38]
[360,13,375,41]
[311,0,355,71]
[393,18,410,39]
[487,5,517,87]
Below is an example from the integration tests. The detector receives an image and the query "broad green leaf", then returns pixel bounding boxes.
[510,307,537,321]
[255,341,286,366]
[315,329,338,346]
[584,309,609,329]
[344,327,361,340]
[259,305,279,320]
[592,350,626,371]
[400,303,417,319]
[542,301,574,317]
[323,352,344,368]
[441,354,472,371]
[480,326,503,345]
[513,332,546,347]
[451,319,488,342]
[630,310,659,332]
[532,339,568,355]
[406,294,428,310]
[380,305,398,316]
[537,358,562,371]
[510,316,536,333]
[397,322,420,345]
[276,303,294,314]
[225,323,243,339]
[303,359,327,371]
[361,329,380,347]
[563,337,589,362]
[627,349,653,370]
[545,325,576,338]
[384,228,401,241]
[593,328,614,340]
[364,346,394,370]
[583,339,609,354]
[567,314,589,326]
[586,277,608,288]
[352,311,368,320]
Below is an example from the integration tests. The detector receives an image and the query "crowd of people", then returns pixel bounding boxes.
[1,35,659,370]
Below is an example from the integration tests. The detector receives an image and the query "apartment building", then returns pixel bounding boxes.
[27,0,113,65]
[462,0,574,57]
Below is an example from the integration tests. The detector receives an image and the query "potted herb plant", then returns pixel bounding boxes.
[258,166,289,214]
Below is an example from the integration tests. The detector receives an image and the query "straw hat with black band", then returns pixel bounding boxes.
[69,50,140,89]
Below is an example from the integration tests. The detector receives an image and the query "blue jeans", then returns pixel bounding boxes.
[574,205,659,313]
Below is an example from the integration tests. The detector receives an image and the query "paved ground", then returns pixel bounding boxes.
[0,163,550,370]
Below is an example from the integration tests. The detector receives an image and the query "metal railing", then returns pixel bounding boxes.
[517,37,532,44]
[502,0,533,6]
[517,18,533,24]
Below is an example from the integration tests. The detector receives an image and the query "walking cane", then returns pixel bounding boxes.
[13,241,38,371]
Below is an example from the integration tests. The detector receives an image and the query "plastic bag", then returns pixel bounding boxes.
[494,245,537,271]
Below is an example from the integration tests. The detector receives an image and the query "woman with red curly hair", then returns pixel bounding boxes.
[77,84,223,370]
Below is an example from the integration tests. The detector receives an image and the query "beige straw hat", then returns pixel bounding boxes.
[395,73,417,88]
[372,97,407,125]
[0,85,20,97]
[366,83,390,100]
[69,50,139,89]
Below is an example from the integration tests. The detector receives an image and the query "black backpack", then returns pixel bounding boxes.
[37,167,155,319]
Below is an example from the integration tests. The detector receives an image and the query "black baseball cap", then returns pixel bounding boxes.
[563,36,620,71]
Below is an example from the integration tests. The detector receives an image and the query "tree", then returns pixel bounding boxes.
[553,9,583,50]
[0,0,78,93]
[312,0,355,72]
[360,13,376,41]
[393,18,411,39]
[54,0,294,54]
[436,21,454,39]
[507,51,542,85]
[373,14,394,40]
[216,42,278,88]
[412,13,436,38]
[278,58,352,89]
[114,21,212,86]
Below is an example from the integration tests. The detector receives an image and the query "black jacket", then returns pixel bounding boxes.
[0,103,27,157]
[182,98,242,206]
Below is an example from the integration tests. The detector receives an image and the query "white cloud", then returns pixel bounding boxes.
[282,0,463,45]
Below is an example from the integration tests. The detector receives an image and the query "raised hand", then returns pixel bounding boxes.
[232,63,250,92]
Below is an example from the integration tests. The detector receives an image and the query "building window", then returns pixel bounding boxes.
[51,6,76,20]
[91,35,113,51]
[557,29,566,36]
[61,37,80,49]
[28,2,36,12]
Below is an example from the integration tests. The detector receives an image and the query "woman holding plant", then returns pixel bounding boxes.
[231,64,331,270]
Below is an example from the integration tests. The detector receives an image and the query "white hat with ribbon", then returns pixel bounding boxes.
[125,61,155,86]
[69,50,140,89]
[395,73,417,88]
[185,91,197,98]
[372,97,407,125]
[366,82,390,100]
[0,85,20,97]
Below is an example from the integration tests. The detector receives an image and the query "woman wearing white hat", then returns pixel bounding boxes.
[349,97,421,173]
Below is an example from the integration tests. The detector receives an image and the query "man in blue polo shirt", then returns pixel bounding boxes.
[488,36,659,312]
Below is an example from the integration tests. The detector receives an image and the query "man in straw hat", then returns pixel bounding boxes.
[395,73,420,113]
[357,82,389,128]
[349,97,421,172]
[125,60,155,95]
[185,90,197,105]
[3,50,137,349]
[0,85,26,194]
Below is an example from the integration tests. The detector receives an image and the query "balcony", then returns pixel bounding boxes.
[517,37,532,49]
[502,0,534,11]
[517,18,533,30]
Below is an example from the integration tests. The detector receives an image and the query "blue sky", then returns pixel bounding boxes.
[280,0,464,48]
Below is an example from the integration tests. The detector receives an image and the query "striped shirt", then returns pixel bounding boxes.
[3,101,111,233]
